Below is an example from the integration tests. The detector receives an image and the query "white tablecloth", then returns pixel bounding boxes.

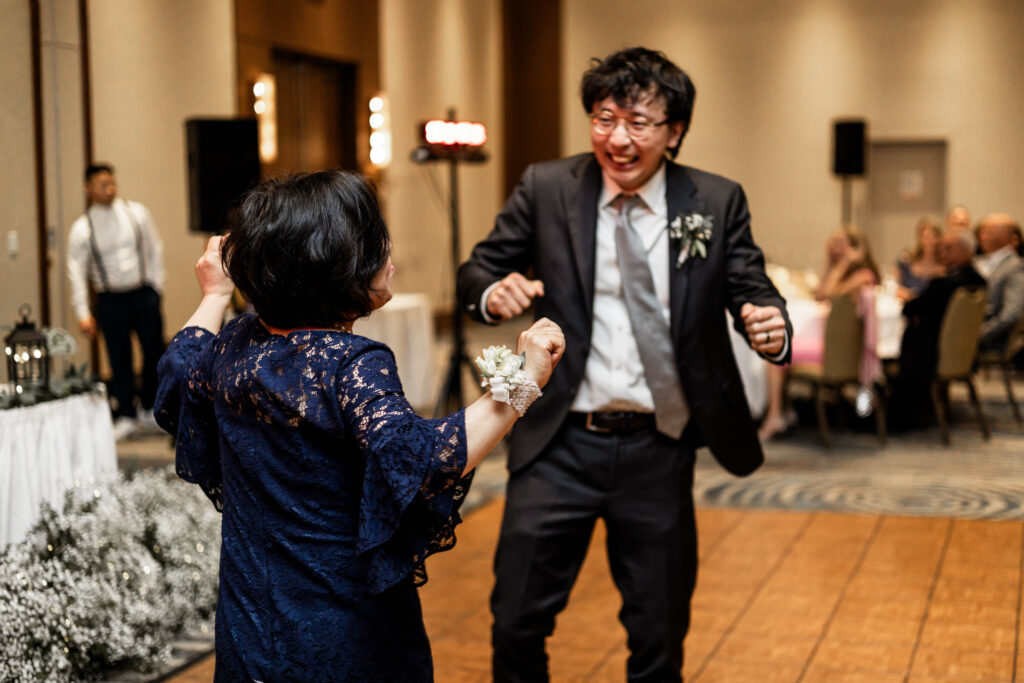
[0,393,116,548]
[729,290,906,418]
[353,293,436,409]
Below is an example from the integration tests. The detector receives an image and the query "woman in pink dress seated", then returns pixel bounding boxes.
[759,225,881,440]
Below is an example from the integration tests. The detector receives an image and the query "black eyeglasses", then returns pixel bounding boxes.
[590,113,669,140]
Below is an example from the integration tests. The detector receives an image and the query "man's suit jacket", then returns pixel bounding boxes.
[979,253,1024,349]
[899,264,986,380]
[457,153,791,477]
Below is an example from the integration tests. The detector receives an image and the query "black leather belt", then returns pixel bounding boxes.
[569,411,657,434]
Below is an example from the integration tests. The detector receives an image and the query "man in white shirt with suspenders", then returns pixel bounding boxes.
[67,163,165,440]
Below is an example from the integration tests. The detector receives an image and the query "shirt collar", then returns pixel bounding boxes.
[599,161,667,213]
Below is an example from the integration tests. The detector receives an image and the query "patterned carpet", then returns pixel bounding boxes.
[694,394,1024,520]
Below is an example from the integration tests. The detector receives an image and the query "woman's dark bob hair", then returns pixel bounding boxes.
[222,169,390,329]
[580,46,696,159]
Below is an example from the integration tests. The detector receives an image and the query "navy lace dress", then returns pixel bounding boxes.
[154,314,469,682]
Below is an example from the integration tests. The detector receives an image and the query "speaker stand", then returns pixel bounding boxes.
[840,175,853,226]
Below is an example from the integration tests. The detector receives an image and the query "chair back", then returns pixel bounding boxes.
[936,287,987,380]
[822,294,863,383]
[1002,314,1024,363]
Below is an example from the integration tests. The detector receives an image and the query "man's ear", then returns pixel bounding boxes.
[668,121,686,149]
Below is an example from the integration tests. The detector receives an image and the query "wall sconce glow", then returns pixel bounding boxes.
[253,73,277,163]
[368,94,391,167]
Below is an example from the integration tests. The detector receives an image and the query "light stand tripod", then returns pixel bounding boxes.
[434,134,475,416]
[410,108,489,416]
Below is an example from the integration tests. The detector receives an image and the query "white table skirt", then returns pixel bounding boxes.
[0,393,116,548]
[353,293,436,410]
[729,292,906,418]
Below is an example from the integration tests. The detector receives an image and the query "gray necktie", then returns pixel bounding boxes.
[614,194,689,439]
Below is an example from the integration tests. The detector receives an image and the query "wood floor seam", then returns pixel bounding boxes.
[1014,524,1024,683]
[690,512,817,682]
[795,513,887,682]
[904,517,956,679]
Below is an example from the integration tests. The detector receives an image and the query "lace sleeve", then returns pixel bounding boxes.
[154,327,223,510]
[339,344,470,594]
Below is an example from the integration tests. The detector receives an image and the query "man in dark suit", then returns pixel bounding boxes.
[893,229,986,428]
[457,47,791,682]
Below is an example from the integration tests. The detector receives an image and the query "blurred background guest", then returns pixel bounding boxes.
[67,163,165,442]
[759,226,880,440]
[1011,223,1024,257]
[975,213,1024,353]
[946,204,972,235]
[894,215,945,302]
[890,230,985,430]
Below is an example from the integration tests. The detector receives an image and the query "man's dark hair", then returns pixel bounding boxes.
[222,169,391,329]
[580,47,696,158]
[85,163,115,182]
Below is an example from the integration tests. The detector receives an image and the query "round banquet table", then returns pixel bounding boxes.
[353,292,436,410]
[0,392,116,548]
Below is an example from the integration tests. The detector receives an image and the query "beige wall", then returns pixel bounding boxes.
[562,0,1024,272]
[6,0,1024,361]
[87,1,236,344]
[379,0,504,310]
[0,1,40,333]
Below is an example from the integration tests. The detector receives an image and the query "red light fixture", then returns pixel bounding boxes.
[413,118,488,163]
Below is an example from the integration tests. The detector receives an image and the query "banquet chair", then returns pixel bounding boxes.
[976,314,1024,424]
[788,294,887,448]
[932,287,990,445]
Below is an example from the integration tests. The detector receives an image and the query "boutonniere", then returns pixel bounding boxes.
[669,211,714,268]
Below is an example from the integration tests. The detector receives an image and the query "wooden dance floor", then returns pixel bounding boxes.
[169,498,1024,681]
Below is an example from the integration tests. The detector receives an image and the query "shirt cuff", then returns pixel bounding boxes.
[478,281,501,324]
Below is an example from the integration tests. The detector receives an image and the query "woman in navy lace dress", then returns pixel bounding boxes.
[154,170,564,682]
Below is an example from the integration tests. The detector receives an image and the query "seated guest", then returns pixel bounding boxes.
[760,225,880,440]
[891,230,985,429]
[946,204,971,234]
[894,215,945,302]
[154,170,565,681]
[975,212,1024,352]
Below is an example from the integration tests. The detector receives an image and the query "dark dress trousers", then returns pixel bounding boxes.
[457,153,791,681]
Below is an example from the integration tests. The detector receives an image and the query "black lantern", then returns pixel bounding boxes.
[5,304,49,391]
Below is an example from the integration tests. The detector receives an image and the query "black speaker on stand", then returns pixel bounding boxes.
[832,119,867,226]
[186,118,261,233]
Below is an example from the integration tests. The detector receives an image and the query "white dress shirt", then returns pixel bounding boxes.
[571,164,673,412]
[67,198,165,321]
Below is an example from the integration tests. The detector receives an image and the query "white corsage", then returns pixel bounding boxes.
[474,345,542,416]
[669,211,714,268]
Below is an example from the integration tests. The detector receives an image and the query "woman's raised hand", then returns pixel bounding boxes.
[517,318,565,388]
[196,236,234,297]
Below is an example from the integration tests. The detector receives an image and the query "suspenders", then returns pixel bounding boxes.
[86,200,146,292]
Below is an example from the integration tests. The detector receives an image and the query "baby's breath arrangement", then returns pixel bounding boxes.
[0,467,221,681]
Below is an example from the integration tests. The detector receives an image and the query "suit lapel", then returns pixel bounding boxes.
[665,162,704,341]
[564,156,603,320]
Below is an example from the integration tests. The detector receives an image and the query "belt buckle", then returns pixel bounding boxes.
[584,412,613,433]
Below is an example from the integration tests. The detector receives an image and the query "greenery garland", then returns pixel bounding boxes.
[0,467,221,681]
